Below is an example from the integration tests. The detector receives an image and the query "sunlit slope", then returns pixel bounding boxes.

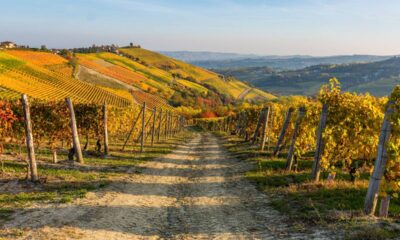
[6,49,73,76]
[77,52,211,97]
[0,50,131,107]
[119,47,275,100]
[244,88,276,101]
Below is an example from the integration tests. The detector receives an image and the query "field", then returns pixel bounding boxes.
[119,47,274,101]
[0,50,131,107]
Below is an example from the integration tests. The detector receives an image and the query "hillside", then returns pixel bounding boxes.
[74,47,275,106]
[0,48,275,114]
[0,50,131,107]
[217,57,400,96]
[117,48,275,101]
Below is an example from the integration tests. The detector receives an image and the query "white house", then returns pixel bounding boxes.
[0,41,17,49]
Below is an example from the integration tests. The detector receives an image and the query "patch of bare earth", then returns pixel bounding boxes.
[1,133,330,239]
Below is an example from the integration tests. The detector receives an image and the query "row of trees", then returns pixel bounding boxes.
[195,78,399,217]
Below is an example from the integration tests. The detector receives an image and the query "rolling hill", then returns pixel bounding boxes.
[218,57,400,96]
[0,50,131,107]
[0,47,275,113]
[163,51,391,70]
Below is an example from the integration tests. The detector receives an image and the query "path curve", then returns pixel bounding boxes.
[2,133,328,239]
[238,88,252,100]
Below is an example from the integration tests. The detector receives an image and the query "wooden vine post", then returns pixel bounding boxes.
[164,111,169,139]
[103,103,109,155]
[286,107,306,171]
[311,104,328,181]
[252,108,265,144]
[66,97,84,164]
[260,107,270,151]
[21,94,38,182]
[364,101,394,215]
[235,113,242,134]
[140,102,146,153]
[168,113,172,138]
[157,109,163,142]
[151,107,157,146]
[172,115,177,136]
[121,107,143,151]
[273,107,294,156]
[166,112,170,138]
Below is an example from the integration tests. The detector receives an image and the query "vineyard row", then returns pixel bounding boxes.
[0,94,186,183]
[195,79,400,218]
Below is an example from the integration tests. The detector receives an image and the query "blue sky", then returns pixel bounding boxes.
[1,0,400,55]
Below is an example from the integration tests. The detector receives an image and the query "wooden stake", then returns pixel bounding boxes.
[260,107,270,151]
[379,195,391,218]
[121,107,143,151]
[273,107,294,156]
[52,149,57,163]
[311,104,328,181]
[103,103,109,155]
[140,102,146,153]
[364,101,394,215]
[164,111,169,139]
[286,107,306,171]
[151,107,156,146]
[65,97,83,164]
[252,108,265,144]
[21,94,38,182]
[157,109,163,142]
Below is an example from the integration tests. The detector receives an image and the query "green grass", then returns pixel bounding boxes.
[0,131,191,224]
[217,131,400,237]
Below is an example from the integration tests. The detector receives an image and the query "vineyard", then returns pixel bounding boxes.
[0,51,131,107]
[195,78,400,224]
[1,48,398,238]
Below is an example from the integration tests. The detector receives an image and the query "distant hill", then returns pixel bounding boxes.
[159,51,259,62]
[217,57,400,97]
[163,51,391,70]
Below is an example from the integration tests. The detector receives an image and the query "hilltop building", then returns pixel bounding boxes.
[0,41,17,49]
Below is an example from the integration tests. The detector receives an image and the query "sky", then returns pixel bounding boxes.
[1,0,400,56]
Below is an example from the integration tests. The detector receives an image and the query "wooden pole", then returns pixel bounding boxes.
[157,109,163,142]
[379,195,391,218]
[121,108,143,151]
[364,101,394,215]
[164,111,169,139]
[140,102,146,153]
[66,97,84,164]
[267,108,274,152]
[168,112,172,138]
[141,110,155,142]
[252,108,265,144]
[260,107,270,151]
[286,107,306,171]
[151,107,156,146]
[311,104,328,181]
[103,103,109,155]
[235,113,242,134]
[273,107,294,156]
[21,94,38,182]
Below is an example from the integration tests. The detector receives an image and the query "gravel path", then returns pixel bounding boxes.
[2,133,329,239]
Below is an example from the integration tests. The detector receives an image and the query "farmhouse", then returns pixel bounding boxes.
[0,41,17,49]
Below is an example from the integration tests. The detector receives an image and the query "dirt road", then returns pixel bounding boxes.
[2,133,328,239]
[237,88,252,100]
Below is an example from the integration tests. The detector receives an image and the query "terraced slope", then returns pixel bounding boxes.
[0,50,131,107]
[118,48,275,100]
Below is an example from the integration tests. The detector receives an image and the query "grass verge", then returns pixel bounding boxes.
[215,131,400,238]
